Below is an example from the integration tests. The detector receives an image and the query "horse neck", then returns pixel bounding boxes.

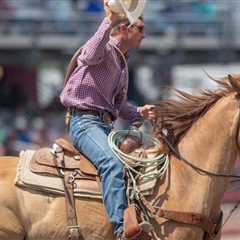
[157,94,240,218]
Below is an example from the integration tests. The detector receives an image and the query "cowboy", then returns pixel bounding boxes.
[60,0,157,239]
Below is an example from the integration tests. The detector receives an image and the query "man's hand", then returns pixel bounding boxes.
[138,105,157,124]
[104,0,118,24]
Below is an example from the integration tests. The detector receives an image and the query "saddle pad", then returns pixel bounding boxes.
[15,150,102,199]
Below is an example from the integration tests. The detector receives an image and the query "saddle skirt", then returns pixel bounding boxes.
[15,138,160,199]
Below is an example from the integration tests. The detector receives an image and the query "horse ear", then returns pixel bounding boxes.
[228,74,240,93]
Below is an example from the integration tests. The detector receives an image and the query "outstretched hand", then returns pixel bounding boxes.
[103,0,118,24]
[138,105,157,124]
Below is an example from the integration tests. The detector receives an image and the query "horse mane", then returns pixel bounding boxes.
[156,76,237,144]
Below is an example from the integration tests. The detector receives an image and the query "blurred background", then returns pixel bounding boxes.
[0,0,239,238]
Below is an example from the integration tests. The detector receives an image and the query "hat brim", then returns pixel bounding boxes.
[119,0,146,25]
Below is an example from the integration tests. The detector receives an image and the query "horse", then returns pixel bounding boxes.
[1,74,240,240]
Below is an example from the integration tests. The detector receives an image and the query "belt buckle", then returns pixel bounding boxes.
[102,112,112,124]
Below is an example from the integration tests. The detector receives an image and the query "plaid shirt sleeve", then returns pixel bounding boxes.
[78,17,112,66]
[118,99,142,123]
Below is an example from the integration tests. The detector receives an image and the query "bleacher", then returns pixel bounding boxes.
[0,0,236,50]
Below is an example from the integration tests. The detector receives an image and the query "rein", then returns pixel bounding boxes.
[160,130,240,179]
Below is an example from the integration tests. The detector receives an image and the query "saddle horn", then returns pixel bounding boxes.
[108,0,147,24]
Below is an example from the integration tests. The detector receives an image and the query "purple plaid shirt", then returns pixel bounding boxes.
[60,17,141,122]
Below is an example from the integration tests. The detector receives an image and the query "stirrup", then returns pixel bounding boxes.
[120,221,153,240]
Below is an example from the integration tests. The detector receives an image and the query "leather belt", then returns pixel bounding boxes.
[72,108,114,124]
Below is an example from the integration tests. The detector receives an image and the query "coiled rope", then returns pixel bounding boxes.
[108,129,169,184]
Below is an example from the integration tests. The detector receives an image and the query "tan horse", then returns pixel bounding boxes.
[1,75,240,240]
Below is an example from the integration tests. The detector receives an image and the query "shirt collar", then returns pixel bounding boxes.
[109,37,129,59]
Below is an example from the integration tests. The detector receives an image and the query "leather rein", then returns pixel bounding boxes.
[160,131,240,179]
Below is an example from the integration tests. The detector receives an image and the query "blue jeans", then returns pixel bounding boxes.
[69,114,127,236]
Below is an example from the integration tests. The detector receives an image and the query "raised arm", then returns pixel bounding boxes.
[78,0,118,65]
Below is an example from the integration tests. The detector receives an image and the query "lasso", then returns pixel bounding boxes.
[108,129,169,198]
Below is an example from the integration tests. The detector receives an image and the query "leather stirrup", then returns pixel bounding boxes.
[123,205,141,238]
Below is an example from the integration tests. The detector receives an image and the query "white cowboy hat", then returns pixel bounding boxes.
[108,0,147,24]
